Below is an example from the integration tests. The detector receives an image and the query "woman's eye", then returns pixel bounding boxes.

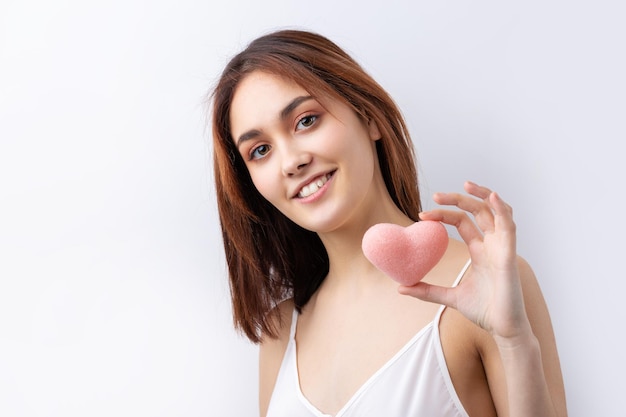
[251,144,271,160]
[296,115,318,130]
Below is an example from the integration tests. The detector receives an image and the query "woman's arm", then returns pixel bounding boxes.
[479,257,567,416]
[399,181,567,417]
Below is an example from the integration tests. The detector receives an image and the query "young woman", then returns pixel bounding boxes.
[210,29,567,417]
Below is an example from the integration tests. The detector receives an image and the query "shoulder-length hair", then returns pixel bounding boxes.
[210,29,422,343]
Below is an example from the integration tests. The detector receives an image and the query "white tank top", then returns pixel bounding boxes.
[266,260,471,417]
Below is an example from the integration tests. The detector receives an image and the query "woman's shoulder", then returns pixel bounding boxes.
[263,298,295,343]
[259,298,295,416]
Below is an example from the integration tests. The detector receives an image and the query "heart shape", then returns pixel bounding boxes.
[362,221,448,286]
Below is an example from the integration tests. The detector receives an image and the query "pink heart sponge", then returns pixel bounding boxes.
[362,221,449,286]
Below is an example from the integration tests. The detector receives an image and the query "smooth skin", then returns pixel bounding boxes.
[231,71,567,417]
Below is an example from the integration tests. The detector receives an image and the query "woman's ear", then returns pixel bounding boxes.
[367,119,382,141]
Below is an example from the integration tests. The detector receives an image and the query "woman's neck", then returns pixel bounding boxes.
[316,199,414,289]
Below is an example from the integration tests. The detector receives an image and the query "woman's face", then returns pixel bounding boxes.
[229,71,384,233]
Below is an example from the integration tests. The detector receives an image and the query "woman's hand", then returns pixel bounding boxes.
[400,181,566,417]
[398,181,533,343]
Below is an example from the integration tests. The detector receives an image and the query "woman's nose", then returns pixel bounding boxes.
[281,145,312,177]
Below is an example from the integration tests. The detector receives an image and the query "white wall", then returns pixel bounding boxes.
[1,0,623,415]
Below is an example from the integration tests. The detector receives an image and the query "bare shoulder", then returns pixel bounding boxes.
[259,298,294,417]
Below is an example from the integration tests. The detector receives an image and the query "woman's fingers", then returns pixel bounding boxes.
[419,209,483,246]
[420,182,518,261]
[490,192,515,230]
[488,192,518,255]
[430,191,495,235]
[464,180,492,200]
[423,182,514,238]
[465,182,514,229]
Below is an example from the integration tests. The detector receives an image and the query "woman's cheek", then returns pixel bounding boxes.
[250,166,278,201]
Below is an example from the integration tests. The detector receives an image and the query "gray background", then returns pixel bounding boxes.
[1,0,624,415]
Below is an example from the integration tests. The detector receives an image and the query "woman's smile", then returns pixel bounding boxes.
[294,171,335,200]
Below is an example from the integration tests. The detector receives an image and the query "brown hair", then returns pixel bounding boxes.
[210,29,422,343]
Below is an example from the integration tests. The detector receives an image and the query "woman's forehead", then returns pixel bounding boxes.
[229,72,323,134]
[233,72,306,108]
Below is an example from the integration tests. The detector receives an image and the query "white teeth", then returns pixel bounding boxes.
[298,174,330,198]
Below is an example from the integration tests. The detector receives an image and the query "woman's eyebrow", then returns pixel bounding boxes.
[279,95,313,121]
[236,95,314,147]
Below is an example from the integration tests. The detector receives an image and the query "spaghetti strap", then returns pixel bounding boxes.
[452,259,472,288]
[289,308,298,340]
